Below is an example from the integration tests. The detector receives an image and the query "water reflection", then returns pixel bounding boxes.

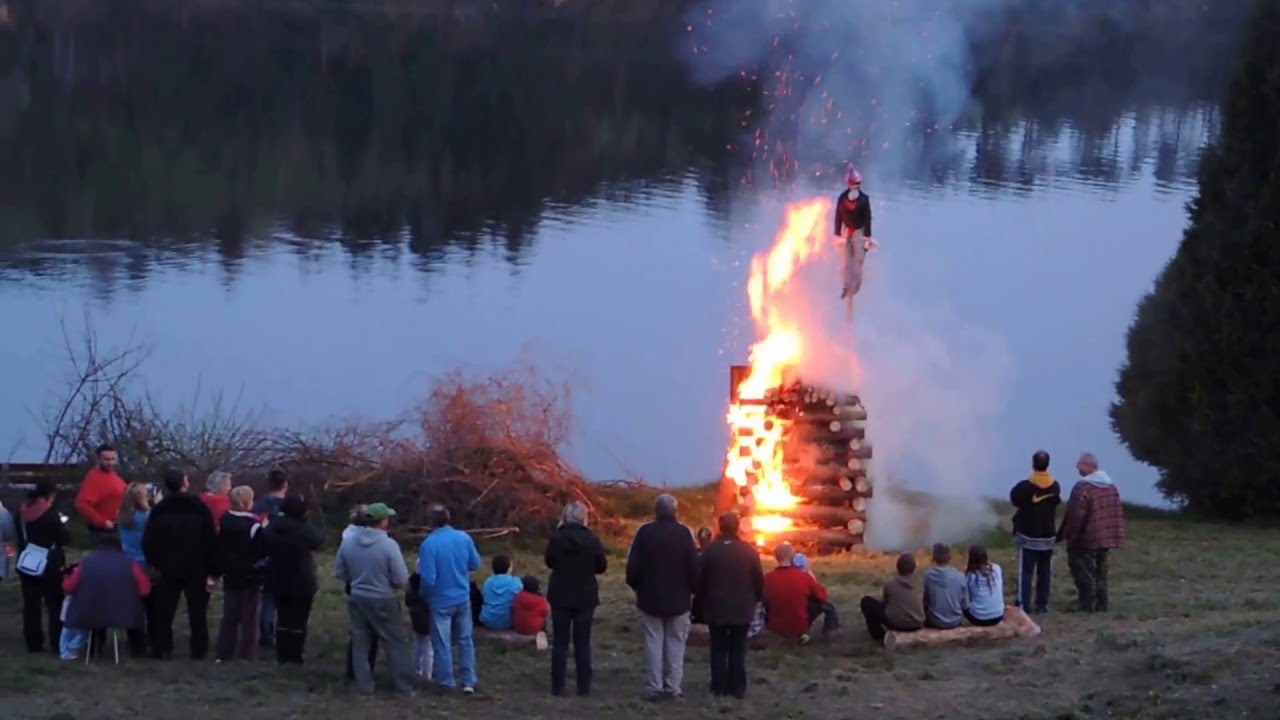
[0,1,1238,292]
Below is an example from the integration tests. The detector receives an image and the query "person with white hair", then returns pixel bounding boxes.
[625,493,699,701]
[1057,452,1126,612]
[544,501,607,697]
[200,471,234,532]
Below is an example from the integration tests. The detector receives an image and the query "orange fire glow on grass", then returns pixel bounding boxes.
[724,197,833,545]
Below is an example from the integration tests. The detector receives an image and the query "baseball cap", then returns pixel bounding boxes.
[363,503,397,522]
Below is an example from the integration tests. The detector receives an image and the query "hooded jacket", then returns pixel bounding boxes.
[218,511,266,590]
[1010,471,1062,540]
[544,522,607,610]
[17,498,71,577]
[626,514,699,617]
[142,492,219,581]
[1059,471,1126,550]
[260,514,323,598]
[335,525,410,600]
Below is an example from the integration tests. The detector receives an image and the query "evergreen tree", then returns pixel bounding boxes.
[1110,0,1280,519]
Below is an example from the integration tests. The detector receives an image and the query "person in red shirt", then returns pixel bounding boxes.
[75,444,126,536]
[763,543,839,643]
[200,471,233,532]
[511,575,550,638]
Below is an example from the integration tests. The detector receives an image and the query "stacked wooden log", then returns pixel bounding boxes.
[723,365,873,554]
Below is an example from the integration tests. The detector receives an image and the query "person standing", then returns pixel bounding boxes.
[260,493,323,663]
[75,444,126,541]
[142,468,219,660]
[625,493,698,700]
[200,471,233,532]
[253,468,289,650]
[335,502,414,695]
[0,499,15,584]
[1058,452,1126,613]
[1009,450,1061,614]
[832,168,877,301]
[214,486,267,661]
[417,503,482,694]
[15,480,71,653]
[695,512,764,700]
[545,501,608,697]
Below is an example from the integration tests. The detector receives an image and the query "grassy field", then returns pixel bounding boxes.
[2,489,1278,720]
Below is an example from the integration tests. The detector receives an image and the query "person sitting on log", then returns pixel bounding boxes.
[922,543,967,630]
[511,575,550,638]
[479,554,523,631]
[859,553,925,648]
[763,544,838,645]
[963,545,1005,627]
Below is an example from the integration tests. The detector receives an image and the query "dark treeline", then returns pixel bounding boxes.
[1110,0,1280,520]
[0,0,1245,281]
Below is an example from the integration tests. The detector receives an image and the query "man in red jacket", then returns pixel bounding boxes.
[75,444,126,537]
[763,543,838,643]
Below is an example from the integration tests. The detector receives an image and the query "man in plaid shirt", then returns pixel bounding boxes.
[1057,452,1126,612]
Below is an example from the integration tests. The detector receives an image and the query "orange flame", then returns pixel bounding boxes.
[725,197,834,542]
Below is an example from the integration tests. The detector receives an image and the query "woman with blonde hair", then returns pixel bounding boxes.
[117,483,152,568]
[544,501,607,696]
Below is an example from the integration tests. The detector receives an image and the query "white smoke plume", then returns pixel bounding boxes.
[690,0,1022,549]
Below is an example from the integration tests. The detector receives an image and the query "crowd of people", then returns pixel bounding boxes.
[0,445,1126,700]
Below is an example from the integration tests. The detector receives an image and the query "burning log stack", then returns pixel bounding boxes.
[720,364,873,554]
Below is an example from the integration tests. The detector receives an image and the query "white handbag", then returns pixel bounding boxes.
[16,519,50,577]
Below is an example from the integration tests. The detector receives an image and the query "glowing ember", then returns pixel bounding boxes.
[724,197,834,544]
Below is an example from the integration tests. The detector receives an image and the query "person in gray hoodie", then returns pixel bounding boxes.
[334,502,414,695]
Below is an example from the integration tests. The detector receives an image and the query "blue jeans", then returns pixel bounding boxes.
[430,602,476,689]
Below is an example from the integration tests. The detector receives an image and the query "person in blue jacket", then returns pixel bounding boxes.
[417,503,481,694]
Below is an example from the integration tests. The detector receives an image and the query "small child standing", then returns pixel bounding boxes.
[407,572,434,680]
[479,555,523,630]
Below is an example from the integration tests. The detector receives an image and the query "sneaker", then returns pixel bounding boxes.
[799,633,812,646]
[462,686,476,695]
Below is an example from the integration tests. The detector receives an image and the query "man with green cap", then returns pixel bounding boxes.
[335,502,414,694]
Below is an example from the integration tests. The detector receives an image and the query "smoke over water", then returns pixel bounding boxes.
[681,0,1008,187]
[688,0,1017,549]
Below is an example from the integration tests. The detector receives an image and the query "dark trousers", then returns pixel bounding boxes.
[215,586,261,661]
[708,624,748,699]
[859,596,920,646]
[1018,546,1053,613]
[19,572,63,653]
[1067,548,1110,612]
[89,627,147,658]
[151,574,210,659]
[346,635,379,680]
[550,606,594,695]
[259,591,276,648]
[963,609,1003,627]
[274,593,315,663]
[470,582,483,625]
[806,598,840,635]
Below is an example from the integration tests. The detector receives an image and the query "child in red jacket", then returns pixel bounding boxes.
[511,575,550,639]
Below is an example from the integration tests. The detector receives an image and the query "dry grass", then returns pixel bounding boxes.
[2,496,1278,720]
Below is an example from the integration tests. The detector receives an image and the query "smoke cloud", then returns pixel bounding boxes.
[689,0,1022,548]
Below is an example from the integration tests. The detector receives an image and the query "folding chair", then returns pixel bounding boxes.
[85,629,121,665]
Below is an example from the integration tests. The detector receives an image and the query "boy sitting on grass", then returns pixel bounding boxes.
[479,554,523,630]
[859,553,925,647]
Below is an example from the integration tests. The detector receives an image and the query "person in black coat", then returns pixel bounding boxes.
[15,480,71,654]
[214,486,267,661]
[696,512,764,700]
[625,493,699,700]
[544,501,607,697]
[260,493,323,664]
[142,468,220,660]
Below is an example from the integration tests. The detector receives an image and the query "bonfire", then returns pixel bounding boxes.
[718,198,874,553]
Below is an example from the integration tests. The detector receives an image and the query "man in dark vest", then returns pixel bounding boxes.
[62,533,152,658]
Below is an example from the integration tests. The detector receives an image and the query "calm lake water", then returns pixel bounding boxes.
[0,5,1240,506]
